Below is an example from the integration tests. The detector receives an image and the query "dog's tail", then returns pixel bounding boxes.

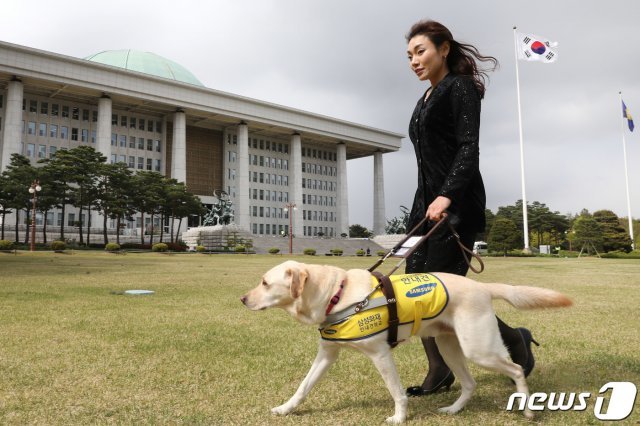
[483,283,572,310]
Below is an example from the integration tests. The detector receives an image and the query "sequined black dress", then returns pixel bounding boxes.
[405,73,486,274]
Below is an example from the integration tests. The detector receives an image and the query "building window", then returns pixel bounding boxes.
[130,117,136,129]
[139,118,145,130]
[82,109,90,122]
[60,126,68,139]
[62,106,69,118]
[156,121,162,133]
[146,158,152,170]
[129,136,136,149]
[112,114,117,125]
[29,100,37,113]
[26,143,35,157]
[70,128,78,141]
[120,115,127,127]
[111,133,117,146]
[155,159,161,172]
[51,104,59,117]
[72,107,79,120]
[92,111,98,122]
[91,130,96,144]
[81,129,89,143]
[118,155,126,164]
[128,156,135,168]
[147,139,153,151]
[40,102,48,115]
[111,154,116,164]
[28,121,36,135]
[154,140,161,152]
[38,145,46,159]
[120,135,127,147]
[147,120,153,132]
[137,138,144,150]
[50,124,58,138]
[137,157,144,170]
[39,123,46,137]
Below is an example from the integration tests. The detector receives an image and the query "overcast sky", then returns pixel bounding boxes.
[3,0,639,228]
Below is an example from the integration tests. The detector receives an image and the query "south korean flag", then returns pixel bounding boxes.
[517,32,558,63]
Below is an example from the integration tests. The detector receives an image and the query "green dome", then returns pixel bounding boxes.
[85,50,204,87]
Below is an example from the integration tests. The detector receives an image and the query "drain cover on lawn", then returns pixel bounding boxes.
[124,290,155,295]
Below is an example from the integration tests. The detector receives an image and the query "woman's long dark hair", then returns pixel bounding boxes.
[406,20,498,98]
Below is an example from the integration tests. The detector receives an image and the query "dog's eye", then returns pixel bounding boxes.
[261,280,269,287]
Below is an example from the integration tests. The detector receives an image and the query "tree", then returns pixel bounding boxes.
[349,224,373,238]
[487,217,520,255]
[572,214,603,254]
[385,205,410,234]
[131,171,165,245]
[593,210,632,253]
[1,154,37,243]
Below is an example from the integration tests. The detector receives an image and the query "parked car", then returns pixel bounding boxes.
[473,241,488,255]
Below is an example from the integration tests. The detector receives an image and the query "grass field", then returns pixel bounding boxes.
[0,251,639,425]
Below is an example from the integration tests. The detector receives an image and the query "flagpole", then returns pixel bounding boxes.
[513,26,531,252]
[619,91,635,250]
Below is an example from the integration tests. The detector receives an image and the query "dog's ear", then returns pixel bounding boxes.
[288,266,308,299]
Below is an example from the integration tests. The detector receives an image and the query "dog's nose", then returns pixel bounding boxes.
[240,295,248,305]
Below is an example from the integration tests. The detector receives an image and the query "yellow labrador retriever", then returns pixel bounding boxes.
[241,260,571,423]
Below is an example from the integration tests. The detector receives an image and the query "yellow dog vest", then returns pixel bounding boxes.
[319,273,449,341]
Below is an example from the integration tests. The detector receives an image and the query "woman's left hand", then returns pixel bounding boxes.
[425,196,452,221]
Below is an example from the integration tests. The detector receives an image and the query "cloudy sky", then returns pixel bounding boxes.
[3,0,639,228]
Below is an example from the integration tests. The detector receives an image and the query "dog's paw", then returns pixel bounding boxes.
[271,404,293,416]
[438,405,462,415]
[385,414,406,424]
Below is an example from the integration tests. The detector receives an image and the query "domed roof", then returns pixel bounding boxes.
[84,50,204,87]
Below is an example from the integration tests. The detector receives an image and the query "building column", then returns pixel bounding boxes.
[337,142,349,237]
[373,151,386,236]
[1,78,24,172]
[96,95,112,159]
[171,109,186,183]
[290,133,303,237]
[236,122,250,231]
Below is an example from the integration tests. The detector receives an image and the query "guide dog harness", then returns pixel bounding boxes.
[319,273,449,343]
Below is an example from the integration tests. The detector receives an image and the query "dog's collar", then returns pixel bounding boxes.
[325,280,346,316]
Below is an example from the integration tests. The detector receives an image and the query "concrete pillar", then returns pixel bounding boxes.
[373,151,386,236]
[171,110,186,183]
[290,133,303,237]
[96,95,112,158]
[236,122,250,231]
[337,142,349,237]
[1,79,24,172]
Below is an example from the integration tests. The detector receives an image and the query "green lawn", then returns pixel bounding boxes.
[0,252,638,425]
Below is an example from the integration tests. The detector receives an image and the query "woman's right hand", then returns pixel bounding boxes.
[425,196,451,221]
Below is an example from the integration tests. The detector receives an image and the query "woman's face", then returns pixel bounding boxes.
[407,35,449,84]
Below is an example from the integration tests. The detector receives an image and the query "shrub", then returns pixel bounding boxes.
[120,242,152,250]
[196,245,206,253]
[166,241,188,252]
[235,245,246,252]
[0,240,14,250]
[105,243,120,252]
[303,248,316,256]
[268,247,280,255]
[331,248,343,256]
[356,249,365,256]
[50,240,67,252]
[152,243,168,252]
[377,250,386,257]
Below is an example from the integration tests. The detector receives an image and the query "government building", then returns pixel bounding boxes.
[0,41,402,240]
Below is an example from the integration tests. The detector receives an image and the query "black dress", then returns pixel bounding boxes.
[405,73,486,275]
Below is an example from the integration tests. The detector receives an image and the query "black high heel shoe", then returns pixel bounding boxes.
[516,327,540,377]
[406,370,454,396]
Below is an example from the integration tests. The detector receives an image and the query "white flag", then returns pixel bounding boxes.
[516,32,558,63]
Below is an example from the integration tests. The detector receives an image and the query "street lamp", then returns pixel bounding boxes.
[28,180,41,252]
[283,202,297,254]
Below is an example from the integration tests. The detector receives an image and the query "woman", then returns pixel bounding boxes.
[404,19,538,396]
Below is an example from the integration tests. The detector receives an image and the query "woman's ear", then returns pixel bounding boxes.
[440,41,450,59]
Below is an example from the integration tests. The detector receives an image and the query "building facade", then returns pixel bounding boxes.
[0,41,402,240]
